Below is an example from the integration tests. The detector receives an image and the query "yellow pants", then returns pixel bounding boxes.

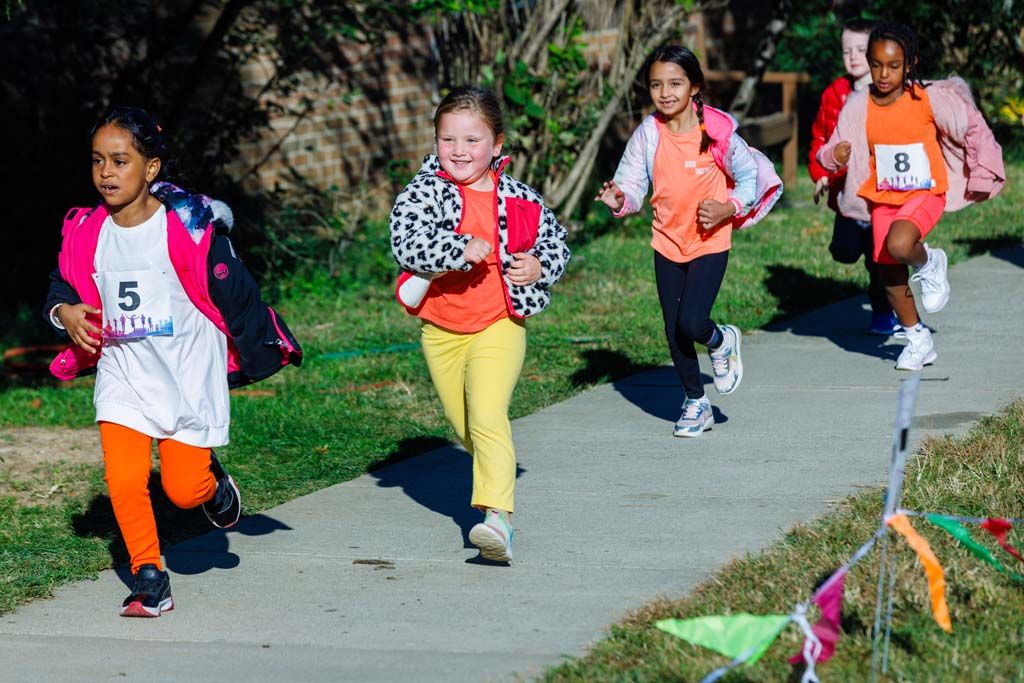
[420,317,525,512]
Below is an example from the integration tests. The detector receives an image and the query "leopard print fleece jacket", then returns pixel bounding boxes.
[389,154,570,318]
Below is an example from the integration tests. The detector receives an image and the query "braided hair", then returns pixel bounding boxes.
[868,23,927,99]
[646,45,714,153]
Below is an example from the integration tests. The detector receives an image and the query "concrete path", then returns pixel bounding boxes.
[2,247,1022,682]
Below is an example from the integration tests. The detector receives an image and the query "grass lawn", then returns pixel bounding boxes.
[541,399,1024,683]
[1,162,1021,622]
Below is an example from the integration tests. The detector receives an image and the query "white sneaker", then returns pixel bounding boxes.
[674,396,714,437]
[895,328,937,371]
[910,245,949,313]
[708,325,743,394]
[469,508,513,562]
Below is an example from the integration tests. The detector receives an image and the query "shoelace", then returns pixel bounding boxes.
[681,401,704,420]
[909,269,941,295]
[710,349,729,377]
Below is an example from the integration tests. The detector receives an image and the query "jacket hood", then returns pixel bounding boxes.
[150,181,233,240]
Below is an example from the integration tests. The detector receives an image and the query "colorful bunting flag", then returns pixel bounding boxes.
[788,568,847,665]
[887,513,952,633]
[981,518,1024,563]
[927,515,1024,581]
[656,613,791,664]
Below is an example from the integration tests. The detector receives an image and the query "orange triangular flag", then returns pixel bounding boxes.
[887,513,952,633]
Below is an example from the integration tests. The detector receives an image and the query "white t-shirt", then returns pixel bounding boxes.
[93,205,230,447]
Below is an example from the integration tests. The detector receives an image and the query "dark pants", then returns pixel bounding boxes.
[654,250,729,400]
[828,214,891,316]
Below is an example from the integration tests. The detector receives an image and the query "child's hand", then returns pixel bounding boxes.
[58,303,103,354]
[507,253,542,286]
[813,177,829,205]
[463,238,493,265]
[594,181,625,212]
[832,141,852,166]
[697,199,736,230]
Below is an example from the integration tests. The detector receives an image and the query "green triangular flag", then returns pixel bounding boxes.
[656,613,791,665]
[927,514,1024,581]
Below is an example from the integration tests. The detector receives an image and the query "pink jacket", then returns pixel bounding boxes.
[817,78,1006,221]
[52,204,239,381]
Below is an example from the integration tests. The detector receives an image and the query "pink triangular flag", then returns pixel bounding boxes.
[789,568,847,664]
[981,518,1024,563]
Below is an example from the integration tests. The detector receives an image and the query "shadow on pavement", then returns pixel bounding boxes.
[611,365,729,426]
[72,473,291,586]
[370,437,524,548]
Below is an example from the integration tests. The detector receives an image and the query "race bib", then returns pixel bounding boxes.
[92,269,174,338]
[875,143,934,192]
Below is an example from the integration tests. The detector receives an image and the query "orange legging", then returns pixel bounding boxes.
[99,422,217,573]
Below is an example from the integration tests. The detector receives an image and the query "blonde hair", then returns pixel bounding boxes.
[433,85,504,139]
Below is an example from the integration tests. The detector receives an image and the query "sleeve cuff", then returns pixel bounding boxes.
[728,197,743,216]
[50,304,66,329]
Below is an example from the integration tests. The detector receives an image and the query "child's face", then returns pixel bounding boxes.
[868,39,909,98]
[435,110,503,191]
[648,61,699,120]
[841,30,870,80]
[92,124,160,209]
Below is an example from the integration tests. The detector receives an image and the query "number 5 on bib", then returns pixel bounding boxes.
[92,269,175,339]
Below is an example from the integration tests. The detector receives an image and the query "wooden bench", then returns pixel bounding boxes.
[703,70,811,191]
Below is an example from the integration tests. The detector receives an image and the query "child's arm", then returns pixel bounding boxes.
[389,174,474,274]
[817,105,854,173]
[605,122,651,217]
[44,268,102,353]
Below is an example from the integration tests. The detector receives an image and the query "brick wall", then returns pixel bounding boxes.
[223,29,439,201]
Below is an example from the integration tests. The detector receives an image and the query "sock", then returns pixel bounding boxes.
[903,321,927,340]
[706,325,723,349]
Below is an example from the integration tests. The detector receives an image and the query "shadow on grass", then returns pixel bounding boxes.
[370,437,524,550]
[955,236,1023,260]
[71,472,291,587]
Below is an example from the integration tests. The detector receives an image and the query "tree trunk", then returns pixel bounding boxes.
[728,0,791,120]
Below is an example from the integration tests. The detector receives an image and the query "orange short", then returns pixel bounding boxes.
[870,193,946,264]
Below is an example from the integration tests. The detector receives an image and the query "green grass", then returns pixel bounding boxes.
[541,399,1024,683]
[0,163,1021,615]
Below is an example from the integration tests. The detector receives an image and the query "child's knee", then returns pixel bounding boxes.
[162,476,213,509]
[885,231,916,262]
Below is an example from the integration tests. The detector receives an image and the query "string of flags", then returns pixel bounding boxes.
[655,511,1024,683]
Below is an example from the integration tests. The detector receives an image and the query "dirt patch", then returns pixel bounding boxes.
[0,427,103,505]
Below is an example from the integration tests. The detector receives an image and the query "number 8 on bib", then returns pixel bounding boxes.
[875,142,934,192]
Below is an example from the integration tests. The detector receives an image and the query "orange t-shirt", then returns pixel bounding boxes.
[417,181,508,333]
[650,120,731,263]
[858,88,947,206]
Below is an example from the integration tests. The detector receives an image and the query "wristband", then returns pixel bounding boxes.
[50,304,66,330]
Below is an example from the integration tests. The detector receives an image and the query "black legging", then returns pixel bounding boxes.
[654,249,729,400]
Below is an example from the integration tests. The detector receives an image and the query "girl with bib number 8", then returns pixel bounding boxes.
[818,23,1005,371]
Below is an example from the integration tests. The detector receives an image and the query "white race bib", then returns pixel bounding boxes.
[875,143,934,192]
[93,269,174,338]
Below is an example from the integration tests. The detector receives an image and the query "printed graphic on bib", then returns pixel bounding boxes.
[93,269,174,338]
[875,142,934,192]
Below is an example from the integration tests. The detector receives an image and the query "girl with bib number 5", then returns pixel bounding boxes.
[44,107,302,617]
[818,23,1005,371]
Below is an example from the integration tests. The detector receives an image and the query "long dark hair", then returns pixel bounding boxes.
[646,45,714,153]
[868,23,927,99]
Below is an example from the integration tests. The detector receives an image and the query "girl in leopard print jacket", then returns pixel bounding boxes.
[388,85,569,564]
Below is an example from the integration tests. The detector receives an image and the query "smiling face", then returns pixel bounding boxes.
[92,124,160,212]
[868,39,910,102]
[435,109,504,191]
[841,29,870,80]
[648,61,699,121]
